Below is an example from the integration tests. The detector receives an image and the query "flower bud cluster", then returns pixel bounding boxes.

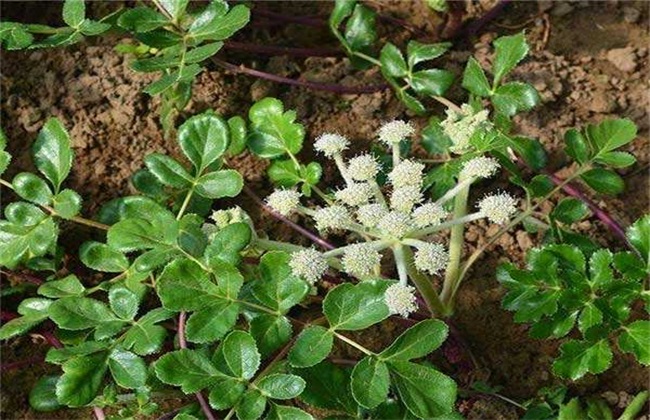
[441,104,491,154]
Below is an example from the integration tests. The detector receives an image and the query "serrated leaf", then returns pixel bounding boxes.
[109,286,139,320]
[117,6,167,32]
[618,320,650,365]
[288,325,334,368]
[12,172,53,205]
[578,303,602,334]
[236,389,266,420]
[185,300,239,344]
[587,118,637,154]
[188,4,250,42]
[48,297,117,330]
[380,43,407,77]
[252,251,309,313]
[0,216,57,269]
[208,377,245,410]
[33,118,73,192]
[248,98,304,158]
[157,259,225,311]
[108,348,147,389]
[52,189,81,219]
[268,159,302,187]
[552,198,590,224]
[0,22,34,50]
[626,215,649,266]
[107,216,178,252]
[389,361,457,418]
[492,32,529,86]
[552,340,613,380]
[79,241,129,273]
[29,375,63,412]
[250,315,292,358]
[565,128,590,164]
[62,0,85,28]
[406,41,450,68]
[144,153,193,188]
[46,341,110,364]
[56,352,108,407]
[154,349,222,393]
[258,374,306,400]
[0,313,48,340]
[492,82,539,117]
[462,57,491,97]
[38,274,84,298]
[351,357,389,408]
[409,69,454,96]
[379,319,448,361]
[344,3,376,64]
[595,151,636,168]
[204,222,251,267]
[267,404,313,420]
[220,330,260,380]
[178,113,230,172]
[323,280,391,330]
[122,308,174,356]
[194,169,243,199]
[294,361,357,414]
[157,0,188,21]
[580,168,624,195]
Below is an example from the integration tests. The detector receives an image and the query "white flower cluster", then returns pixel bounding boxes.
[335,182,374,207]
[347,154,380,181]
[201,207,250,239]
[378,120,415,145]
[385,283,418,318]
[478,192,518,224]
[460,156,500,180]
[413,243,449,275]
[289,248,328,285]
[342,243,382,278]
[314,133,349,157]
[266,189,301,216]
[313,205,352,231]
[441,104,491,154]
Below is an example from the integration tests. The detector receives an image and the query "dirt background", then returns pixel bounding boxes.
[1,1,649,419]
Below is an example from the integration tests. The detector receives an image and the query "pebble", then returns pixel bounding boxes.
[606,47,637,73]
[622,6,640,23]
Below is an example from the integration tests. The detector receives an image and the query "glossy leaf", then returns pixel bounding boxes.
[38,274,84,298]
[79,241,129,273]
[56,352,108,407]
[351,356,389,408]
[154,349,222,393]
[52,189,82,219]
[323,280,391,330]
[62,0,85,28]
[462,57,491,97]
[492,32,529,85]
[220,330,260,380]
[29,375,63,412]
[380,43,407,77]
[580,168,624,195]
[108,348,147,389]
[258,374,306,399]
[12,172,52,205]
[33,118,73,192]
[250,314,292,358]
[144,153,193,188]
[552,340,613,380]
[178,113,230,172]
[618,320,650,365]
[288,325,334,368]
[389,361,457,418]
[491,82,539,117]
[551,198,590,224]
[248,98,304,158]
[380,319,448,361]
[194,169,243,199]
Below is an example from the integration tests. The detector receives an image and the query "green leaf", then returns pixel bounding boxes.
[389,361,457,418]
[185,299,239,343]
[586,118,637,154]
[62,0,85,28]
[258,374,306,399]
[565,128,590,164]
[248,98,305,158]
[109,286,139,320]
[0,313,48,340]
[12,172,53,205]
[154,349,222,393]
[220,330,260,380]
[79,241,129,272]
[194,169,243,199]
[558,398,585,420]
[52,189,82,219]
[108,348,147,389]
[329,0,355,30]
[78,20,110,36]
[323,280,391,330]
[379,319,448,361]
[295,361,357,414]
[227,116,248,155]
[288,325,334,368]
[351,356,389,408]
[618,320,650,365]
[157,0,188,21]
[117,6,167,32]
[144,153,193,188]
[157,259,224,311]
[380,43,407,77]
[56,352,108,407]
[4,202,46,226]
[580,168,624,195]
[462,57,491,97]
[178,113,230,172]
[122,308,174,356]
[0,216,57,269]
[252,251,309,313]
[250,315,292,358]
[38,274,84,298]
[552,340,613,380]
[595,151,636,168]
[236,390,266,420]
[492,32,529,86]
[267,404,313,420]
[409,69,454,96]
[626,215,649,265]
[204,222,251,267]
[344,3,376,65]
[506,136,547,171]
[0,22,34,50]
[29,375,63,412]
[551,198,590,224]
[33,118,73,192]
[268,159,302,187]
[107,216,178,252]
[208,377,246,410]
[491,82,539,116]
[188,4,250,42]
[48,297,117,330]
[578,303,602,334]
[406,41,450,68]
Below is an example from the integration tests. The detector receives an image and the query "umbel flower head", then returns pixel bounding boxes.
[313,205,352,232]
[347,154,380,181]
[335,182,374,207]
[390,185,422,213]
[460,156,500,180]
[377,211,412,239]
[266,189,301,216]
[314,133,349,157]
[378,120,415,145]
[356,203,387,228]
[441,104,490,154]
[414,243,449,275]
[289,248,328,285]
[385,283,418,318]
[412,203,447,228]
[388,159,425,188]
[342,243,381,278]
[478,192,518,224]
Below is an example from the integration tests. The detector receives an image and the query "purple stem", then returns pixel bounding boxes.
[211,57,388,94]
[177,312,218,420]
[549,173,636,253]
[225,41,344,58]
[242,185,336,251]
[1,356,44,371]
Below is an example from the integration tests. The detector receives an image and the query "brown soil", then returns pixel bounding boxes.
[1,1,649,419]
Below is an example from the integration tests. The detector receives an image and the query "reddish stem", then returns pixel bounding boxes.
[242,185,335,251]
[1,356,44,371]
[211,57,387,94]
[177,312,217,420]
[225,41,344,58]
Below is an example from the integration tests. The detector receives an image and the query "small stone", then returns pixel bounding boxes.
[601,391,618,405]
[622,6,640,23]
[516,231,533,251]
[551,2,573,16]
[589,91,614,113]
[607,47,637,73]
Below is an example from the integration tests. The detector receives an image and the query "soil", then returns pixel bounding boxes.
[1,1,649,419]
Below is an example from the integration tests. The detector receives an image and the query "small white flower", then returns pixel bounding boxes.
[341,243,382,278]
[334,182,374,207]
[412,203,447,228]
[440,104,491,154]
[385,283,418,318]
[378,120,415,145]
[289,248,328,285]
[390,185,422,213]
[357,204,388,228]
[266,189,301,216]
[314,133,349,157]
[377,211,412,239]
[413,243,449,275]
[210,207,247,228]
[478,192,518,224]
[460,156,500,180]
[388,160,425,188]
[313,205,352,231]
[347,154,380,181]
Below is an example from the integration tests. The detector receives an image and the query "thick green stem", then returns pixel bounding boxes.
[402,246,446,317]
[439,184,470,314]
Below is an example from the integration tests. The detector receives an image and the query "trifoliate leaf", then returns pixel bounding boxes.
[248,98,305,158]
